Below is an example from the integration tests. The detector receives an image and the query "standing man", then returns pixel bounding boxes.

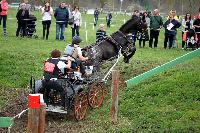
[149,9,163,48]
[54,2,69,41]
[106,11,112,28]
[94,8,99,26]
[0,0,8,36]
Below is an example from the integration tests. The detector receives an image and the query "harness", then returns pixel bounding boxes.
[109,30,134,57]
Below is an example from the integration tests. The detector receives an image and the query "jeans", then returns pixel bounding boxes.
[56,23,65,40]
[0,15,7,34]
[71,60,86,75]
[132,30,138,43]
[164,34,174,49]
[72,24,80,38]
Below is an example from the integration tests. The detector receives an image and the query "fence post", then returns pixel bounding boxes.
[110,70,119,124]
[27,94,46,133]
[27,108,40,133]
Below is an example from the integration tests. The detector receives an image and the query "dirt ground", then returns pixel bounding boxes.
[0,89,98,133]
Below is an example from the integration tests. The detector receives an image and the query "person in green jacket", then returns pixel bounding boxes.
[149,9,163,48]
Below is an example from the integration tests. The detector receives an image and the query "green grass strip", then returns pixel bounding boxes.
[0,117,13,128]
[126,48,200,88]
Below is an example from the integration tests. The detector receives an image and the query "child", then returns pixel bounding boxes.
[96,24,107,43]
[16,3,29,37]
[186,29,198,50]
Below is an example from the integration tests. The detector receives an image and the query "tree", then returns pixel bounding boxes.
[99,0,107,8]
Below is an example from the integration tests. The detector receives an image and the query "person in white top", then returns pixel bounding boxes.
[71,6,82,38]
[41,1,53,40]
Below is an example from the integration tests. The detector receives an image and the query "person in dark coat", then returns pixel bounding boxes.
[131,10,140,43]
[94,8,99,26]
[163,13,181,49]
[54,2,69,41]
[106,11,112,28]
[16,3,29,37]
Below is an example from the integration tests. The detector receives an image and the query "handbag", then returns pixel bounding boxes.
[68,17,74,25]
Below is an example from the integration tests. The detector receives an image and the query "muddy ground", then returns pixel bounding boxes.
[0,89,100,133]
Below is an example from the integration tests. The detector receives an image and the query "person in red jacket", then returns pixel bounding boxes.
[0,0,8,36]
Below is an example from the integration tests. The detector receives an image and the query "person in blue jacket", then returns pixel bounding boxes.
[163,13,181,49]
[54,2,69,41]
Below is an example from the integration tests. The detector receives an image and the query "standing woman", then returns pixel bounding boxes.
[71,6,81,38]
[0,0,8,36]
[41,1,53,40]
[181,13,193,49]
[138,12,150,48]
[163,13,181,49]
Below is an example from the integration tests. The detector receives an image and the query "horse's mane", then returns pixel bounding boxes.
[119,16,141,34]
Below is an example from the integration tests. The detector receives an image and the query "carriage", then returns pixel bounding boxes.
[29,15,146,121]
[30,64,105,121]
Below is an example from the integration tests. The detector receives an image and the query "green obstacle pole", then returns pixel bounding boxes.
[126,48,200,88]
[0,117,13,128]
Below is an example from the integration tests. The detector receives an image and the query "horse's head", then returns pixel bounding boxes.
[119,15,147,35]
[117,15,147,63]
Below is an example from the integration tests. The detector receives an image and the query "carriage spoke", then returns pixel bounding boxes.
[74,92,88,121]
[88,82,105,109]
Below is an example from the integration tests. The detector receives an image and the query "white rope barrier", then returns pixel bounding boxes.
[102,50,122,82]
[7,108,29,133]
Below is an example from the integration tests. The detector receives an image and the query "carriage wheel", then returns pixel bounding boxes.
[74,92,88,121]
[88,82,105,109]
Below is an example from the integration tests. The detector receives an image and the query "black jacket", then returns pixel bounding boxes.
[16,9,29,23]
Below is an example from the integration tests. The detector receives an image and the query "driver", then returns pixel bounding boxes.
[42,49,71,107]
[64,36,89,76]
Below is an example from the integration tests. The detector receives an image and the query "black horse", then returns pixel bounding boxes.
[83,15,147,65]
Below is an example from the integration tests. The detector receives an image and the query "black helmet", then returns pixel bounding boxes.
[72,36,82,44]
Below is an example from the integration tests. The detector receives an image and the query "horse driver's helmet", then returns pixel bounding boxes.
[72,36,82,44]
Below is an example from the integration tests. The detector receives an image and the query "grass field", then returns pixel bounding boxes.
[0,9,200,132]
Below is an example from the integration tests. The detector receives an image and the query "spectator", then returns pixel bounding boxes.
[41,1,53,40]
[71,6,81,38]
[65,4,71,28]
[42,49,71,107]
[0,0,8,36]
[106,11,112,28]
[131,10,140,43]
[138,12,149,48]
[54,2,69,41]
[96,24,107,43]
[168,10,179,48]
[94,8,99,26]
[163,13,181,49]
[193,8,200,48]
[19,0,31,12]
[149,9,163,48]
[182,13,193,49]
[16,3,29,37]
